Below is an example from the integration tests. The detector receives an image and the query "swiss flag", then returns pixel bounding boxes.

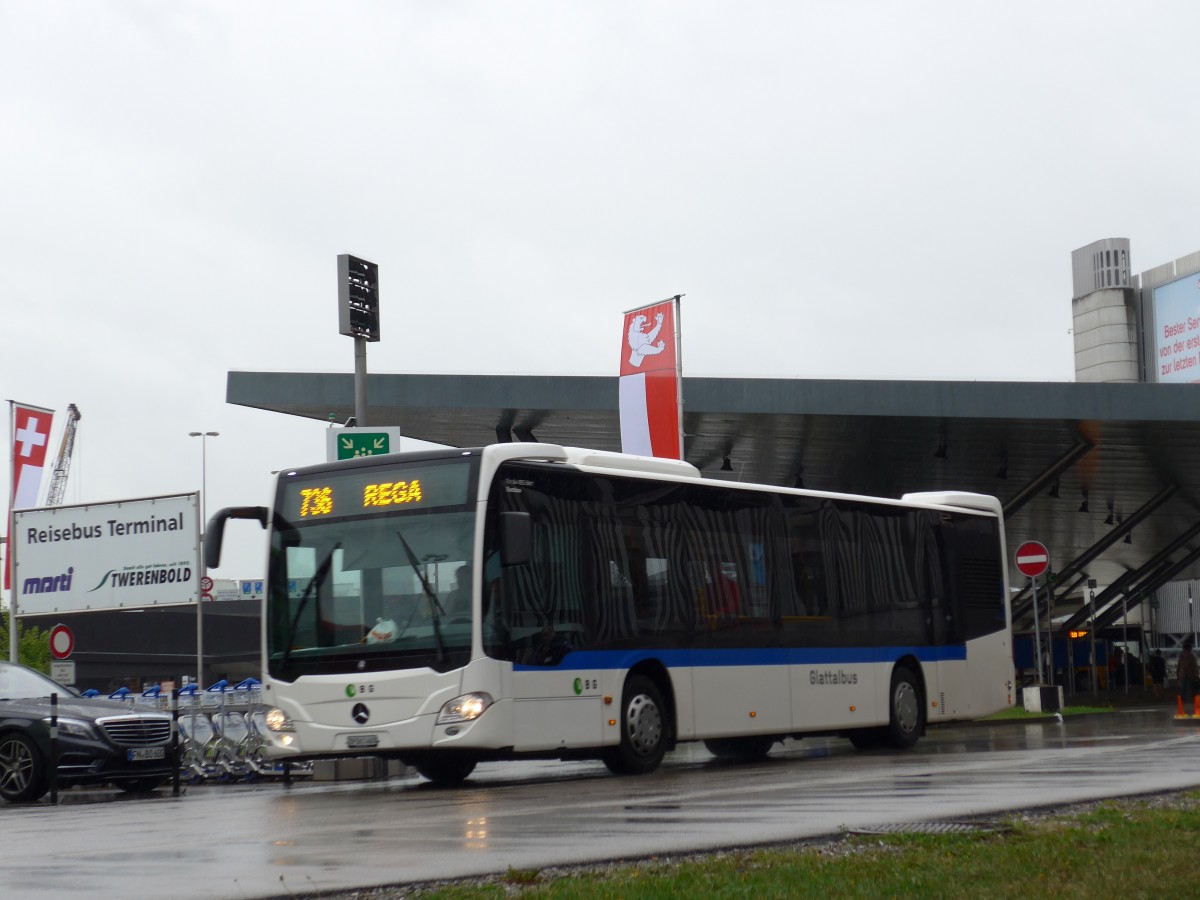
[12,404,54,509]
[6,402,54,592]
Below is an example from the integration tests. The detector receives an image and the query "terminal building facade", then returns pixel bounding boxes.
[1071,238,1200,644]
[217,238,1200,692]
[22,238,1200,692]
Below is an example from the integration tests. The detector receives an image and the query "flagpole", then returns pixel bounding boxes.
[6,400,55,664]
[672,294,684,461]
[8,400,16,663]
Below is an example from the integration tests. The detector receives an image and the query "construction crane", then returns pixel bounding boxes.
[45,403,81,507]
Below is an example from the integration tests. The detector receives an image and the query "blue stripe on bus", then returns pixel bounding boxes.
[513,645,967,672]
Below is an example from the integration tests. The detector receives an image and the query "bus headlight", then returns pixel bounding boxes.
[437,692,494,725]
[264,707,295,733]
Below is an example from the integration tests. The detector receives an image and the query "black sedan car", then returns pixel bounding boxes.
[0,662,174,803]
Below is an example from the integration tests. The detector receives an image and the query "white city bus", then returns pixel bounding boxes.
[206,443,1013,784]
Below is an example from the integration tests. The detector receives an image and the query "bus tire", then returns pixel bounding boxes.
[604,675,667,775]
[703,736,776,761]
[882,665,923,749]
[416,755,477,786]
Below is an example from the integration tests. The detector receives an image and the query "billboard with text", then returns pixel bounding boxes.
[1152,272,1200,383]
[12,493,200,615]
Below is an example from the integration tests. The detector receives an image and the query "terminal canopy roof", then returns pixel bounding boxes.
[227,371,1200,630]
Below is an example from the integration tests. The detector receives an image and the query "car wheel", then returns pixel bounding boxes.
[0,732,48,803]
[603,675,668,775]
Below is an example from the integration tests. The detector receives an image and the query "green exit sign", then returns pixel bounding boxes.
[338,433,389,459]
[325,426,402,463]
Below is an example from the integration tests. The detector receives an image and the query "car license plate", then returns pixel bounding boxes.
[347,734,379,749]
[127,747,166,761]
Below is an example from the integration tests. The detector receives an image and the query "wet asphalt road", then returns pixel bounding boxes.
[3,705,1200,899]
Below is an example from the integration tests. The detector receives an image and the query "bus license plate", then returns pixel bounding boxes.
[127,747,165,761]
[347,734,380,749]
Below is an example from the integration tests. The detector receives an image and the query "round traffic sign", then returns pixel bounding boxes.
[199,575,214,592]
[1015,541,1050,578]
[49,624,74,660]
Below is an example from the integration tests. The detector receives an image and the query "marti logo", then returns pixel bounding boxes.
[22,566,74,596]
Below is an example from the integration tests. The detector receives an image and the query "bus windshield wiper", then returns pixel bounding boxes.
[394,530,446,666]
[280,542,341,668]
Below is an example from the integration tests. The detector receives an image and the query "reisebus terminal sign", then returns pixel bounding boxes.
[12,493,200,615]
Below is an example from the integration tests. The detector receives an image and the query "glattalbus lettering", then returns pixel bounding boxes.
[107,513,184,537]
[107,567,193,588]
[22,567,74,595]
[809,669,859,686]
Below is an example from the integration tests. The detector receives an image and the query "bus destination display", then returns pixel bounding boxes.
[281,460,471,521]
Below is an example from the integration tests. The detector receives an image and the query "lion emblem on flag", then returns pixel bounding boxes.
[627,312,667,367]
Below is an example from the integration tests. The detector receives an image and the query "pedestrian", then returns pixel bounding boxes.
[1178,638,1199,710]
[1148,649,1166,699]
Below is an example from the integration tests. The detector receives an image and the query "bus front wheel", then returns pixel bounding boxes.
[882,665,923,749]
[416,755,477,786]
[604,675,667,775]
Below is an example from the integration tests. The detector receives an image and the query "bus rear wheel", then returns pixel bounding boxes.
[703,736,776,761]
[416,755,477,786]
[882,665,923,749]
[604,675,667,775]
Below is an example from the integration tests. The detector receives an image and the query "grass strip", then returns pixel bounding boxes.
[984,704,1113,720]
[402,791,1200,899]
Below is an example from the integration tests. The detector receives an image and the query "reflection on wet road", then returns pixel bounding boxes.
[1,708,1198,899]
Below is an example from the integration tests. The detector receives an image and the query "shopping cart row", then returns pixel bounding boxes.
[176,706,312,783]
[84,678,265,711]
[80,679,312,784]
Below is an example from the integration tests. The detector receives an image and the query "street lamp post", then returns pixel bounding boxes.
[188,431,218,688]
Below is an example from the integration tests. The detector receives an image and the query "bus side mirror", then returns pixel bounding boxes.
[205,506,268,569]
[500,511,531,567]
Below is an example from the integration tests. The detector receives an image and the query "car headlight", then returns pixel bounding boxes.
[264,707,295,733]
[437,692,494,725]
[47,717,96,740]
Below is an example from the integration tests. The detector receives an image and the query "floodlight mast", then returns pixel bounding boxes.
[337,254,380,427]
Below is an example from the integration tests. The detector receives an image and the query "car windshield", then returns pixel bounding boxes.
[0,663,78,700]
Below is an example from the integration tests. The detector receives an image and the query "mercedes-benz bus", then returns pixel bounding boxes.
[205,443,1013,784]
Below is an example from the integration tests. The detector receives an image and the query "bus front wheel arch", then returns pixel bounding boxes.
[603,674,668,775]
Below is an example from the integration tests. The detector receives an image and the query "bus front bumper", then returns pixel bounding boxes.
[261,697,515,759]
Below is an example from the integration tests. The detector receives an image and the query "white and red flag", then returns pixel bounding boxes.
[6,401,54,593]
[11,402,54,509]
[619,297,683,459]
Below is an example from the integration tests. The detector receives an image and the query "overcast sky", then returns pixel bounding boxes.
[4,1,1200,581]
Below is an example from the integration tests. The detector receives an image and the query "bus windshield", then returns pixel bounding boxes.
[266,455,478,679]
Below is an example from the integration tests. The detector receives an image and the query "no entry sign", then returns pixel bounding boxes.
[1015,541,1050,578]
[49,624,75,660]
